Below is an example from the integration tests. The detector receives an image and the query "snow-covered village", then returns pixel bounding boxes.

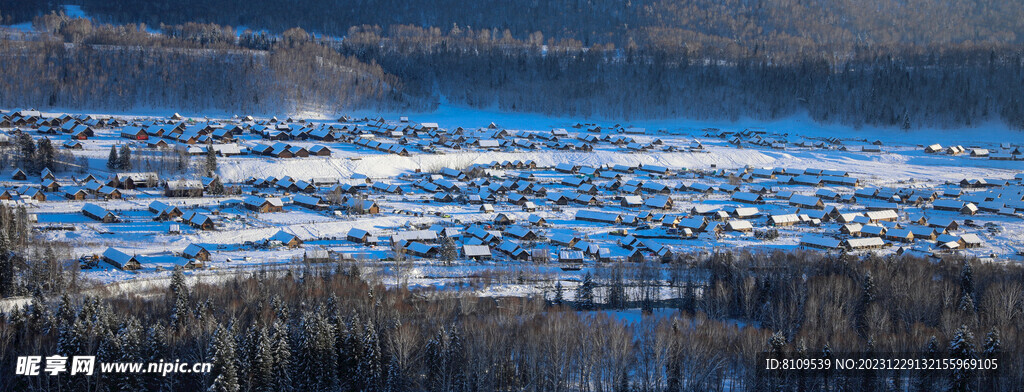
[3,1,1024,391]
[0,109,1020,284]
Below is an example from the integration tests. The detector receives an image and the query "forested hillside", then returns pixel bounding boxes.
[3,252,1022,392]
[0,18,419,114]
[2,0,1023,127]
[8,0,1024,50]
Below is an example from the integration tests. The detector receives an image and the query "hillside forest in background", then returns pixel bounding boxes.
[0,0,1023,128]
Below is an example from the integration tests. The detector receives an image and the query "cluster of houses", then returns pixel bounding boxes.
[704,128,881,152]
[4,109,1022,274]
[925,143,1024,160]
[2,168,219,203]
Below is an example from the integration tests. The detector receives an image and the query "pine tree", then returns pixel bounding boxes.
[27,288,54,335]
[234,324,254,391]
[959,291,976,314]
[855,271,875,336]
[948,325,976,392]
[117,318,145,392]
[252,325,275,392]
[982,328,1000,358]
[919,334,941,391]
[338,315,361,387]
[118,144,132,170]
[170,266,187,297]
[360,320,383,392]
[665,322,682,392]
[205,142,218,176]
[270,320,293,392]
[57,317,87,357]
[424,327,445,391]
[17,134,37,174]
[141,325,169,391]
[960,261,976,309]
[58,317,90,391]
[295,312,338,392]
[439,236,457,265]
[606,264,626,309]
[96,322,123,391]
[170,293,189,330]
[107,146,119,170]
[208,176,225,195]
[768,330,788,383]
[575,272,595,310]
[0,230,14,297]
[36,138,55,173]
[56,292,75,325]
[982,328,1001,391]
[682,274,696,313]
[208,323,240,392]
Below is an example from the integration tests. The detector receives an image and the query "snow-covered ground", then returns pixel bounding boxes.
[1,105,1022,299]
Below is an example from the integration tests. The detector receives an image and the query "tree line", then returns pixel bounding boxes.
[337,25,1024,128]
[0,18,423,116]
[1,249,1021,391]
[4,12,1023,128]
[8,0,1024,53]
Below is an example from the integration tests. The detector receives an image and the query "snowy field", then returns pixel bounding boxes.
[1,106,1023,296]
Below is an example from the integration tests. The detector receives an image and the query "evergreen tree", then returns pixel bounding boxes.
[17,133,37,174]
[575,272,595,310]
[982,328,1001,391]
[424,327,446,391]
[982,328,1001,358]
[855,271,876,336]
[948,325,976,392]
[682,274,696,313]
[360,320,383,392]
[270,320,293,392]
[57,317,87,357]
[446,326,465,390]
[606,263,626,309]
[665,322,682,392]
[426,325,464,392]
[439,236,457,265]
[96,322,124,391]
[36,138,56,173]
[208,176,225,195]
[107,145,119,170]
[118,144,132,170]
[170,292,189,330]
[820,343,834,390]
[295,312,338,392]
[208,323,240,392]
[768,332,787,356]
[117,318,145,392]
[959,291,976,315]
[252,325,275,392]
[960,261,976,309]
[0,231,14,297]
[234,324,254,391]
[56,292,76,325]
[205,142,218,176]
[170,266,187,298]
[337,315,361,387]
[27,288,54,335]
[141,325,169,391]
[58,317,90,391]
